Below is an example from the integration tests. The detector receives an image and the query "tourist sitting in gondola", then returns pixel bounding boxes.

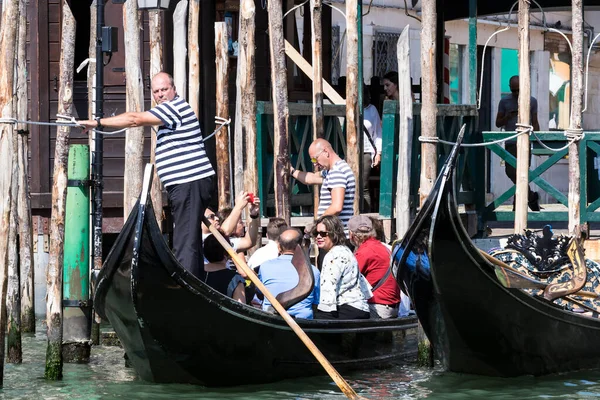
[258,228,321,319]
[348,215,401,319]
[202,234,247,303]
[212,191,261,254]
[312,215,372,320]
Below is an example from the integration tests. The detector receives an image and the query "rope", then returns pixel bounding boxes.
[0,117,81,128]
[419,123,584,153]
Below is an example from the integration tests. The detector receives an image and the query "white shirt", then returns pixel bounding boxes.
[247,240,279,269]
[317,245,372,313]
[363,104,383,161]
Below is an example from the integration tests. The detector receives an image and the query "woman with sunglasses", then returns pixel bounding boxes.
[312,215,372,320]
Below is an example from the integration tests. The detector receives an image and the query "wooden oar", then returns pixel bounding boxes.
[203,217,365,400]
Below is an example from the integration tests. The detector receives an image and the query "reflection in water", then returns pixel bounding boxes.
[3,323,600,399]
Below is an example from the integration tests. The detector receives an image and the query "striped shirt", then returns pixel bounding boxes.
[318,159,356,226]
[149,96,215,187]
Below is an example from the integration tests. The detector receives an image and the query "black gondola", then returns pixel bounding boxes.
[392,129,600,377]
[93,166,417,386]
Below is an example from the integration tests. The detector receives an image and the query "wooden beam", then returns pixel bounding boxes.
[268,0,291,224]
[345,0,360,214]
[7,85,20,364]
[418,0,436,368]
[149,10,164,230]
[17,0,34,335]
[284,40,344,105]
[123,0,145,218]
[396,26,413,240]
[310,0,323,218]
[239,0,258,205]
[46,0,76,380]
[173,0,188,100]
[215,22,231,209]
[569,0,583,236]
[419,0,438,208]
[515,0,531,233]
[188,0,200,116]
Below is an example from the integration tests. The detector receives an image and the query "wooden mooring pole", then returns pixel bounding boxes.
[188,0,200,117]
[149,10,164,230]
[239,0,258,202]
[418,0,437,368]
[173,0,188,100]
[45,0,76,380]
[123,0,145,218]
[514,0,531,233]
[569,0,583,236]
[267,0,291,225]
[311,0,324,218]
[345,0,360,215]
[16,0,33,338]
[7,102,21,364]
[215,22,231,210]
[396,25,413,240]
[0,0,18,385]
[88,0,100,347]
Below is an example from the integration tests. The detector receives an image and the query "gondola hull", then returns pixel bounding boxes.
[393,137,600,377]
[94,190,417,386]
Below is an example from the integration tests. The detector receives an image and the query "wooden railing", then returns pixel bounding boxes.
[256,100,482,224]
[483,131,600,224]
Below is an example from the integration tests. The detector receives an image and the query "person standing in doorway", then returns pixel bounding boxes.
[79,72,215,279]
[362,88,382,212]
[495,75,541,211]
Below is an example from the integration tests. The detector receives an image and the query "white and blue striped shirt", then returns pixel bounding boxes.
[318,159,356,226]
[149,96,215,187]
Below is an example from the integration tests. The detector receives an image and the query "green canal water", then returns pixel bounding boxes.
[3,327,600,399]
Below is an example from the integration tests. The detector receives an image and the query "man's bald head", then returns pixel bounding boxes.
[151,72,177,104]
[278,228,302,253]
[309,138,330,154]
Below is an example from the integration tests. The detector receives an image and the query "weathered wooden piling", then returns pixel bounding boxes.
[418,0,437,368]
[239,0,258,202]
[7,109,21,364]
[87,0,100,347]
[45,0,76,380]
[267,0,291,224]
[215,22,231,210]
[62,145,91,363]
[396,25,413,240]
[568,0,583,236]
[419,0,438,207]
[345,0,360,214]
[16,0,34,336]
[149,9,164,229]
[311,0,324,216]
[123,0,145,218]
[173,0,188,100]
[514,0,531,233]
[188,0,200,116]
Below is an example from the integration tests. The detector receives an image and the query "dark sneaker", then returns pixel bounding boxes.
[528,191,541,211]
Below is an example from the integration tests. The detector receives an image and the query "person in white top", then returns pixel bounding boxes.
[362,88,383,212]
[312,215,372,320]
[247,217,288,270]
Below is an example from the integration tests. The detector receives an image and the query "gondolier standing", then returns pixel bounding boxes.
[79,72,215,279]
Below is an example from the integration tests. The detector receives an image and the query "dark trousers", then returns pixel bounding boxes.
[167,177,213,279]
[315,304,370,320]
[361,152,372,212]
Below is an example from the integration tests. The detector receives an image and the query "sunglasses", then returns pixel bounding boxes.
[314,230,329,238]
[207,214,219,221]
[310,149,327,164]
